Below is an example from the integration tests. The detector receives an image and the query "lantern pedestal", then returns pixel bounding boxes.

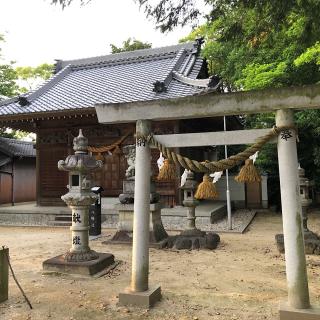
[106,202,168,246]
[43,252,114,276]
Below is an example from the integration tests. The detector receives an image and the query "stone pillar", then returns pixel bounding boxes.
[68,205,92,259]
[276,109,310,309]
[131,119,151,292]
[119,120,161,307]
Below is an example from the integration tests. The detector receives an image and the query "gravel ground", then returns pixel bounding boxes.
[1,211,320,320]
[162,210,256,233]
[202,210,256,233]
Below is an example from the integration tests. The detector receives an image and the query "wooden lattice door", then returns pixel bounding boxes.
[93,153,126,197]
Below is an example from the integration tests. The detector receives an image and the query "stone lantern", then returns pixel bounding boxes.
[276,165,320,255]
[159,171,220,250]
[298,165,314,234]
[180,171,203,237]
[43,130,114,275]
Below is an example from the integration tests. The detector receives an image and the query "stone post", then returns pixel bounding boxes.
[276,109,310,309]
[119,120,161,307]
[131,119,151,292]
[0,247,8,303]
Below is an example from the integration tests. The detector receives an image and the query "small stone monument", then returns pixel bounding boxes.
[43,130,114,275]
[118,145,136,204]
[159,171,220,250]
[276,165,320,255]
[109,144,167,245]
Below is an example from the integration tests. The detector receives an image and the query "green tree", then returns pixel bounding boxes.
[0,34,18,97]
[15,63,54,92]
[180,1,320,205]
[0,34,40,139]
[110,38,152,54]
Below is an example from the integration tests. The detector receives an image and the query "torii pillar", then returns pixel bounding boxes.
[276,110,320,318]
[118,120,161,307]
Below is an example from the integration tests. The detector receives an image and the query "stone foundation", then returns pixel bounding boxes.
[159,232,220,250]
[275,232,320,255]
[279,301,320,320]
[119,285,161,308]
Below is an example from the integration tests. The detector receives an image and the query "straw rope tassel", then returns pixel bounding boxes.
[157,159,176,181]
[95,153,104,161]
[195,174,218,200]
[235,159,261,183]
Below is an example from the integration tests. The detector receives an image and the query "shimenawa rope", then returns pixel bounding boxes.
[142,125,295,174]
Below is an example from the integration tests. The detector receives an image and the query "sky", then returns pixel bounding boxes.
[0,0,207,67]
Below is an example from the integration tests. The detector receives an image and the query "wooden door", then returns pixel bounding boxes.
[93,153,127,197]
[246,182,262,208]
[39,146,68,204]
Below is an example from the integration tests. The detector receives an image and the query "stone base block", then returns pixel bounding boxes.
[276,233,320,255]
[280,301,320,320]
[107,203,168,246]
[159,232,220,250]
[119,285,161,308]
[43,252,114,276]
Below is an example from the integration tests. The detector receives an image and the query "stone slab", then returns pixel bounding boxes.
[43,252,114,276]
[280,301,320,320]
[118,285,161,308]
[114,202,162,211]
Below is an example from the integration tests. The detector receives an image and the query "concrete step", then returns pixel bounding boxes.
[48,220,71,227]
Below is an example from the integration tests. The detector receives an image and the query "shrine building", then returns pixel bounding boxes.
[0,41,264,208]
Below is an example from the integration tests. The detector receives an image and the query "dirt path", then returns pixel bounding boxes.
[1,211,320,320]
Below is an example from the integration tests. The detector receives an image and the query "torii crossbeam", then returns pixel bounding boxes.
[95,84,320,319]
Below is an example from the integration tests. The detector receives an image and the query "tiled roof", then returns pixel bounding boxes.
[0,137,36,157]
[0,41,220,118]
[0,154,11,167]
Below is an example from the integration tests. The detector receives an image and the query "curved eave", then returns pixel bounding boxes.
[0,107,96,123]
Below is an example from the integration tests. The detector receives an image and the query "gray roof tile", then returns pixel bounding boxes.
[0,137,36,157]
[0,42,216,118]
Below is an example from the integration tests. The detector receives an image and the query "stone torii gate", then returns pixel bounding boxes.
[95,84,320,319]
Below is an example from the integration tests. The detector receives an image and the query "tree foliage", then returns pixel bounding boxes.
[15,63,54,92]
[110,38,152,54]
[0,34,18,97]
[179,1,320,206]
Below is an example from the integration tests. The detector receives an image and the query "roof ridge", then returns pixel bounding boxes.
[55,42,196,72]
[0,137,34,145]
[0,96,19,107]
[71,52,177,71]
[25,65,71,103]
[152,48,188,93]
